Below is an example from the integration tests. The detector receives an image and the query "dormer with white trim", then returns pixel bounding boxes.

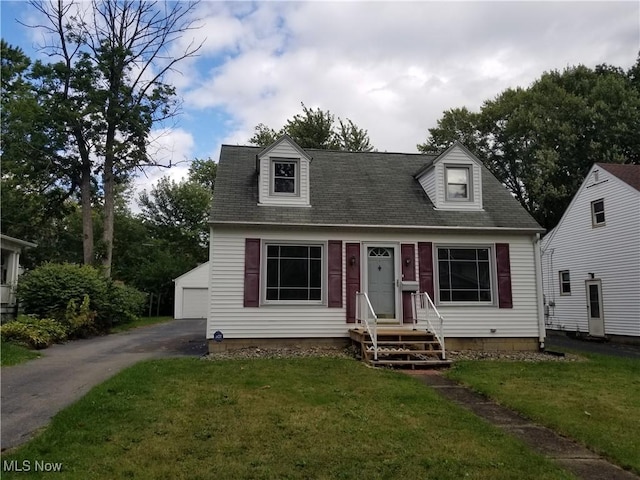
[415,141,483,211]
[257,135,312,207]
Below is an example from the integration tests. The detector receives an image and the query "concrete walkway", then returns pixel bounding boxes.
[1,319,206,451]
[408,371,638,480]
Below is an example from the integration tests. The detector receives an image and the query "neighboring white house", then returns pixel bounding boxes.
[541,163,640,342]
[1,234,37,320]
[173,262,209,319]
[207,136,546,353]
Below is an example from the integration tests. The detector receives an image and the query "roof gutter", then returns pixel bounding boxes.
[209,220,545,235]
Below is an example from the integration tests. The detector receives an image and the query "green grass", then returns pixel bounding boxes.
[1,341,40,366]
[446,353,640,474]
[1,357,574,479]
[109,316,173,333]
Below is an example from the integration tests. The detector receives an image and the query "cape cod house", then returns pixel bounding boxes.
[541,163,640,343]
[207,136,546,361]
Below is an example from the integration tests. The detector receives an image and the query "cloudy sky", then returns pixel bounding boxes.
[1,1,639,205]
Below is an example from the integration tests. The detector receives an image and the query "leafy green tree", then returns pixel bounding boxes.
[249,102,374,151]
[419,60,640,230]
[188,158,218,192]
[27,0,203,276]
[0,40,76,242]
[138,177,211,262]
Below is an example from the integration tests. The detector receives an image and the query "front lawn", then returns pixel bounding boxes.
[1,341,40,366]
[446,352,640,474]
[2,357,573,479]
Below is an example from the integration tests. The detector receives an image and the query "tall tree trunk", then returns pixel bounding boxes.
[74,127,94,265]
[101,153,114,278]
[80,164,94,265]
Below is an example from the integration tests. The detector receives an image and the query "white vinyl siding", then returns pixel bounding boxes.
[258,141,311,207]
[208,227,540,340]
[418,167,437,204]
[542,166,640,337]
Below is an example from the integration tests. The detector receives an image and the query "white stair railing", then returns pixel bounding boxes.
[355,291,378,360]
[411,292,446,360]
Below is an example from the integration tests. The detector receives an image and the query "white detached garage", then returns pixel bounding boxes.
[174,262,209,319]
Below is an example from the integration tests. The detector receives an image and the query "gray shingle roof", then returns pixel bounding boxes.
[210,145,543,232]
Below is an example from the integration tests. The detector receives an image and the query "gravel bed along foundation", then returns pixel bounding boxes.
[204,346,581,362]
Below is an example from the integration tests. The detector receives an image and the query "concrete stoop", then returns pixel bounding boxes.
[407,372,638,480]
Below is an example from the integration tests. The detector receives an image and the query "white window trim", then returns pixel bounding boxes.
[434,244,496,306]
[559,270,571,296]
[270,158,300,197]
[591,198,605,227]
[444,165,473,202]
[261,241,326,306]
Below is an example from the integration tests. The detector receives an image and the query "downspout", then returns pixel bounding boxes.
[533,233,545,350]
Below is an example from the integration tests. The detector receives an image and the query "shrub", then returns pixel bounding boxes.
[17,263,108,322]
[64,294,97,338]
[0,315,68,349]
[17,263,146,332]
[104,282,147,327]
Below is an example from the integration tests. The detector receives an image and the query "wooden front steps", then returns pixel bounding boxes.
[349,327,451,369]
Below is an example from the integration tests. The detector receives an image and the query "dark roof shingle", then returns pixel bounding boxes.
[210,145,543,232]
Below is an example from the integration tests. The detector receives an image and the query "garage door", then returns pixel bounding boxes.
[182,288,208,319]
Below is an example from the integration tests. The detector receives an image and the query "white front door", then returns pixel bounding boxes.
[367,247,396,320]
[586,279,605,337]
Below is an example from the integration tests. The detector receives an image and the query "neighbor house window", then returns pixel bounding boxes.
[265,244,323,302]
[272,159,298,195]
[591,199,605,226]
[559,270,571,295]
[437,247,492,303]
[445,166,471,201]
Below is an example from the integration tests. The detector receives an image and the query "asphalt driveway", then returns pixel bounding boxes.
[1,319,206,451]
[545,332,640,359]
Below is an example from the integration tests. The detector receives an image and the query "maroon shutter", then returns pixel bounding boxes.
[496,243,513,308]
[244,238,261,307]
[345,243,361,323]
[401,243,416,324]
[327,241,343,308]
[418,242,434,300]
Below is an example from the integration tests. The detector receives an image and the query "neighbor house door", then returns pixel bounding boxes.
[586,279,605,337]
[367,247,396,320]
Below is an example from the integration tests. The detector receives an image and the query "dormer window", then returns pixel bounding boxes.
[257,135,311,206]
[272,159,299,195]
[446,166,472,201]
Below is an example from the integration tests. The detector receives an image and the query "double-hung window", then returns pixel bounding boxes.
[272,159,298,195]
[591,199,605,226]
[445,166,471,201]
[265,244,323,302]
[437,247,492,303]
[559,270,571,295]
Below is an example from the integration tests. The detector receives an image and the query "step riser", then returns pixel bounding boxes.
[350,328,448,369]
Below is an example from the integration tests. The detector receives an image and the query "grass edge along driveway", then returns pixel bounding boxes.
[2,357,574,480]
[446,352,640,475]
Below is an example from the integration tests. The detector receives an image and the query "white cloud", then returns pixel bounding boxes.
[130,128,195,212]
[178,1,639,154]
